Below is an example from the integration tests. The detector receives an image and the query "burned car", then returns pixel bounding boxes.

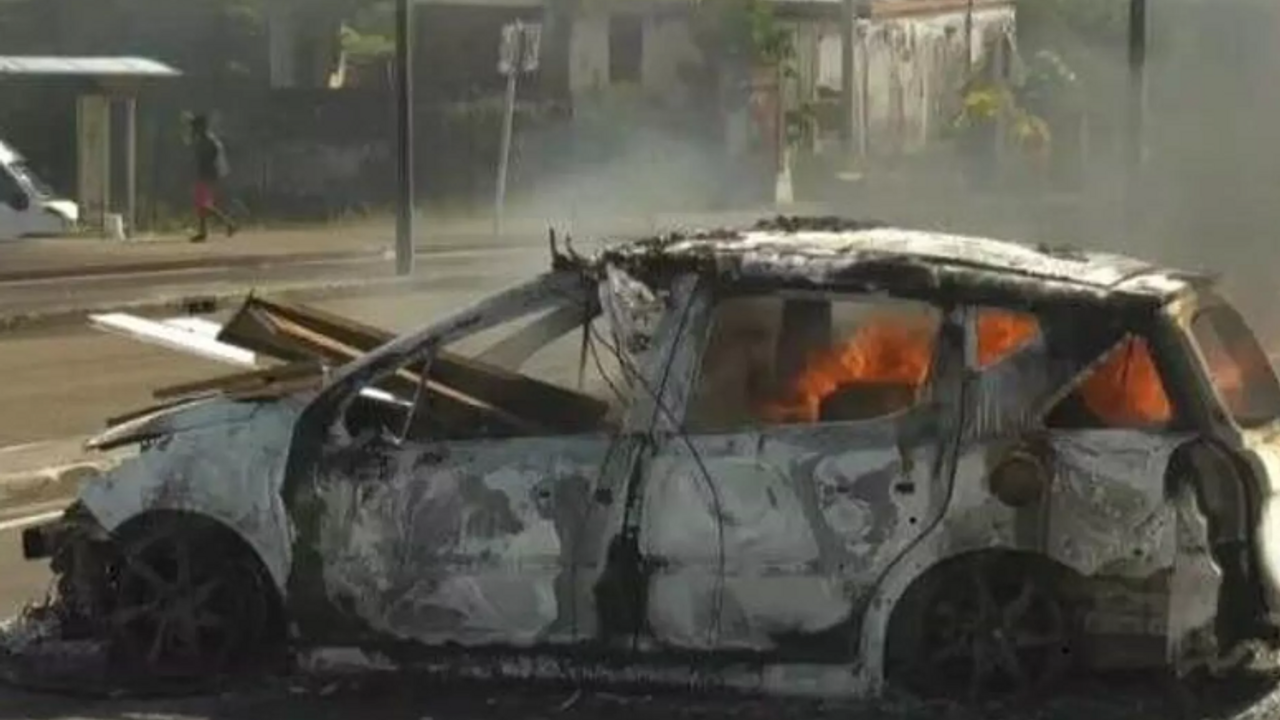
[16,217,1280,702]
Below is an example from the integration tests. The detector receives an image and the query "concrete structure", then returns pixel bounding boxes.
[561,0,1014,155]
[0,56,181,238]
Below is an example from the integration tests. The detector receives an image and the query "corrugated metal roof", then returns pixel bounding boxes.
[0,56,181,78]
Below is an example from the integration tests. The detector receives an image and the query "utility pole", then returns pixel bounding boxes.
[840,0,856,158]
[1127,0,1148,175]
[965,0,974,72]
[1125,0,1148,229]
[394,0,415,276]
[842,1,872,164]
[495,22,523,239]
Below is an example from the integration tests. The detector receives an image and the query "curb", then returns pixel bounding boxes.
[0,248,387,284]
[0,273,455,334]
[0,462,115,512]
[0,236,550,286]
[0,441,135,512]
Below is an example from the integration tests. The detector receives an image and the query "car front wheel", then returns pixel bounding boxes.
[107,514,281,687]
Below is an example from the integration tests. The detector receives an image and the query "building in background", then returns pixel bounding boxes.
[0,0,1019,223]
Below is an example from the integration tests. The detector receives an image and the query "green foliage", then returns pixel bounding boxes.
[341,0,394,58]
[953,82,1052,158]
[341,25,394,59]
[690,0,794,67]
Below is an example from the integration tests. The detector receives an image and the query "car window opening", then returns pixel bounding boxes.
[976,308,1041,369]
[1047,335,1174,430]
[344,306,624,444]
[688,295,943,431]
[1191,305,1280,428]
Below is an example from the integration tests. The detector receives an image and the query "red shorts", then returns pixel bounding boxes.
[194,181,216,211]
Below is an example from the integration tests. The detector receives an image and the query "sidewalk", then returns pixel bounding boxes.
[0,438,131,511]
[0,222,396,283]
[0,210,795,284]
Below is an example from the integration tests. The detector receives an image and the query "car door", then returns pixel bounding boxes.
[632,288,964,658]
[286,272,631,649]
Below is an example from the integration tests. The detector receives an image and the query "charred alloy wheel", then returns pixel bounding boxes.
[888,554,1076,705]
[108,517,275,685]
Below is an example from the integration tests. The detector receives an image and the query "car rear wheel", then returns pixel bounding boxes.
[886,553,1078,705]
[108,515,279,685]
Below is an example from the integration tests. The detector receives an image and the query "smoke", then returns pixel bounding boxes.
[504,86,771,234]
[501,1,1280,342]
[784,0,1280,341]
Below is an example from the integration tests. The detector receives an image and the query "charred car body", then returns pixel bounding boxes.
[16,217,1280,702]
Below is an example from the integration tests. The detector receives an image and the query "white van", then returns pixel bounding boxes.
[0,139,79,240]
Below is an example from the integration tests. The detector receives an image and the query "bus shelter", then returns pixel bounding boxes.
[0,56,182,237]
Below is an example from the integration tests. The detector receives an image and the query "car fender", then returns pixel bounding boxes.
[79,398,304,593]
[856,431,1190,693]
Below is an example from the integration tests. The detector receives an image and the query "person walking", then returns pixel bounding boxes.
[189,114,237,242]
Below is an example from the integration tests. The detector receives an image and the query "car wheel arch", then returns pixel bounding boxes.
[111,509,289,629]
[879,548,1086,699]
[857,540,1086,696]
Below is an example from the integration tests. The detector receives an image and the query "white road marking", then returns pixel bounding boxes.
[0,509,64,534]
[0,498,73,523]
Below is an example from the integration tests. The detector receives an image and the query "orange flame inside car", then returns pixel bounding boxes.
[761,309,1175,428]
[1078,337,1172,426]
[976,310,1041,368]
[761,314,936,424]
[763,310,1042,424]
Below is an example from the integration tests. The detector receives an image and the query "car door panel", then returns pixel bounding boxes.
[639,412,941,655]
[315,434,615,647]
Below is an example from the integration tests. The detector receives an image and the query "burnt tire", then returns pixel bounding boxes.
[885,553,1079,706]
[107,514,281,687]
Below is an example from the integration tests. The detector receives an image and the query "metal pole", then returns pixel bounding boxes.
[394,0,415,276]
[125,96,137,237]
[965,0,974,72]
[840,0,856,158]
[1127,0,1148,173]
[495,60,518,238]
[857,24,869,160]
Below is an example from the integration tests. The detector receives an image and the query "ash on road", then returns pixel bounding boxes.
[1,668,1279,720]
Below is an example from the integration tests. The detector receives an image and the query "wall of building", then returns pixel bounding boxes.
[568,8,702,105]
[853,6,1015,156]
[568,15,610,94]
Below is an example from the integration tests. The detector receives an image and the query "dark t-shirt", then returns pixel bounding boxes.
[194,133,226,183]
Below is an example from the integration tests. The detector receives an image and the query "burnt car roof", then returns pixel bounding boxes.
[595,218,1205,311]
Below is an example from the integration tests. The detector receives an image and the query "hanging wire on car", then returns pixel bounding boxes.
[542,275,729,648]
[581,282,729,648]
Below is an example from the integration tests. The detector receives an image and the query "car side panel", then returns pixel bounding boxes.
[640,418,939,654]
[78,399,301,592]
[312,435,615,647]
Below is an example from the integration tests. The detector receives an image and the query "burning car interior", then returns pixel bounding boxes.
[684,290,1181,436]
[686,293,944,432]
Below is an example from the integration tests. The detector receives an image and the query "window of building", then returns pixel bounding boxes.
[608,14,643,84]
[685,294,943,433]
